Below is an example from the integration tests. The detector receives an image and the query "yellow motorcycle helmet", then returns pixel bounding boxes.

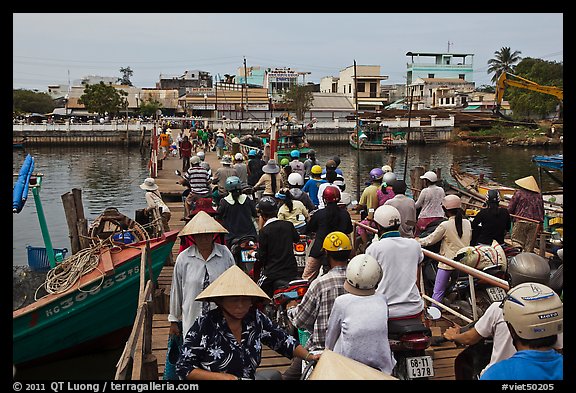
[322,231,352,252]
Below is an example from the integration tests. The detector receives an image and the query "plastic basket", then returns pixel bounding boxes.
[26,246,68,272]
[298,328,311,346]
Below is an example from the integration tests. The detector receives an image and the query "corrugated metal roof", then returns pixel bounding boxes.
[311,93,354,110]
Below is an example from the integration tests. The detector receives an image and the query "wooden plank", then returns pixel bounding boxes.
[433,348,464,360]
[100,249,115,276]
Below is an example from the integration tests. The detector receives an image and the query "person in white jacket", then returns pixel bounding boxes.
[168,211,235,340]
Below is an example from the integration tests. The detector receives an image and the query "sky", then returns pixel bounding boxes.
[13,13,563,91]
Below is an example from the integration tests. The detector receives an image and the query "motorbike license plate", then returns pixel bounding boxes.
[241,250,256,262]
[486,286,507,302]
[406,356,434,379]
[296,256,306,267]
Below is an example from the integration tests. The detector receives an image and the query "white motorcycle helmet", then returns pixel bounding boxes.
[503,282,563,340]
[383,171,397,185]
[287,172,304,187]
[373,205,401,229]
[344,254,383,296]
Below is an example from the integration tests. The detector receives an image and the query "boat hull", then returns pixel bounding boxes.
[349,134,407,150]
[13,231,178,366]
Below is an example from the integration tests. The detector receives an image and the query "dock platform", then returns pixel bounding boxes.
[150,148,464,380]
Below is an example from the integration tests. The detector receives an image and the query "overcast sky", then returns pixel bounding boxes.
[13,13,563,91]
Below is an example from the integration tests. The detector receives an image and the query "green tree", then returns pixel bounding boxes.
[138,97,163,118]
[13,89,56,116]
[476,85,495,93]
[119,66,133,86]
[281,84,313,122]
[487,47,522,83]
[78,82,127,118]
[504,58,563,120]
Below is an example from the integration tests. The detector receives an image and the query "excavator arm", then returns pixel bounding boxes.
[494,72,563,115]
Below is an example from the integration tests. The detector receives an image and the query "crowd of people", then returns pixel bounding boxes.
[141,146,562,381]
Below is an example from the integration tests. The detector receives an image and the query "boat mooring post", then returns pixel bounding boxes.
[30,176,57,269]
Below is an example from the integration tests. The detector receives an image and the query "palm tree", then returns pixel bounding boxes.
[487,47,522,84]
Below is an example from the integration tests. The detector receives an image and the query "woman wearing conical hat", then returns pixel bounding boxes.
[174,265,321,380]
[507,175,544,253]
[168,211,235,346]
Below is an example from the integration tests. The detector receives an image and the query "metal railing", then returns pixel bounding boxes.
[352,220,510,323]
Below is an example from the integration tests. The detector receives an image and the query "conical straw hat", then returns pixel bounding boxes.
[178,210,228,237]
[308,349,397,380]
[195,265,270,302]
[514,175,540,193]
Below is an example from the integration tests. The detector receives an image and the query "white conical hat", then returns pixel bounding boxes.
[178,210,228,237]
[308,349,397,380]
[514,176,540,193]
[195,265,270,302]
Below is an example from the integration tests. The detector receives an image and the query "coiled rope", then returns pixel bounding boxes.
[36,222,153,300]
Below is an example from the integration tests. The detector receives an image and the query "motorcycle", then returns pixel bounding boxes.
[229,235,258,276]
[294,234,311,277]
[388,315,434,380]
[265,279,310,338]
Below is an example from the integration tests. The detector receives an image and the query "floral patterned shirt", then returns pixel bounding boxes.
[175,307,298,380]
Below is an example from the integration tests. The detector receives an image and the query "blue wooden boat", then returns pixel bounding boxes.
[12,153,34,213]
[532,154,563,171]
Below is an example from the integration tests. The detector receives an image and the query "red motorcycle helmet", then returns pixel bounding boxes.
[322,185,341,203]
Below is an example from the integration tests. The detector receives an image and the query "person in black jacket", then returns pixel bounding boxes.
[471,189,511,246]
[255,196,300,297]
[302,186,353,281]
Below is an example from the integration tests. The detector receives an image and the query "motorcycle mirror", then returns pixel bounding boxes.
[425,306,442,321]
[175,170,181,176]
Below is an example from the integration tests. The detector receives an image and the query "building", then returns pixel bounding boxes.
[410,77,475,109]
[406,51,475,84]
[337,65,389,111]
[157,70,212,96]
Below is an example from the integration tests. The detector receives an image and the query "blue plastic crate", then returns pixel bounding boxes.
[26,246,68,272]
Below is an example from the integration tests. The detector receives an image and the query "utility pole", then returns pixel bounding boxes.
[354,60,361,202]
[242,56,248,123]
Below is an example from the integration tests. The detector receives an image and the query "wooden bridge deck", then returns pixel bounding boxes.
[149,148,465,380]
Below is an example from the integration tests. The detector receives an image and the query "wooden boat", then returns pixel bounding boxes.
[13,136,27,149]
[13,211,179,366]
[449,162,516,203]
[450,162,563,220]
[226,117,313,160]
[350,120,407,150]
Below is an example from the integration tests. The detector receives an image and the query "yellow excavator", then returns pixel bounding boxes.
[494,72,563,118]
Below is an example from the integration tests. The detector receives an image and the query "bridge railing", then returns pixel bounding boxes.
[352,220,510,324]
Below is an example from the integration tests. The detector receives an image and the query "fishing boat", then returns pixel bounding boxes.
[226,116,313,160]
[450,162,563,225]
[449,162,516,203]
[275,118,312,160]
[13,137,27,149]
[13,210,178,366]
[349,119,407,150]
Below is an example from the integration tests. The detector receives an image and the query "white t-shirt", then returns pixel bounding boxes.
[325,293,396,374]
[365,236,424,318]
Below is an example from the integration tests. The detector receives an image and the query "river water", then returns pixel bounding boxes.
[12,142,561,379]
[13,143,562,267]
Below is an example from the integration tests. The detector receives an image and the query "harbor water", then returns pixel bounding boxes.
[12,142,561,379]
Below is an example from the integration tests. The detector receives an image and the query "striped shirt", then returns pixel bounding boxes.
[184,165,211,196]
[287,266,347,351]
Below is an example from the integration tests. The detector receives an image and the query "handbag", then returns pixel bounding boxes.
[163,328,183,380]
